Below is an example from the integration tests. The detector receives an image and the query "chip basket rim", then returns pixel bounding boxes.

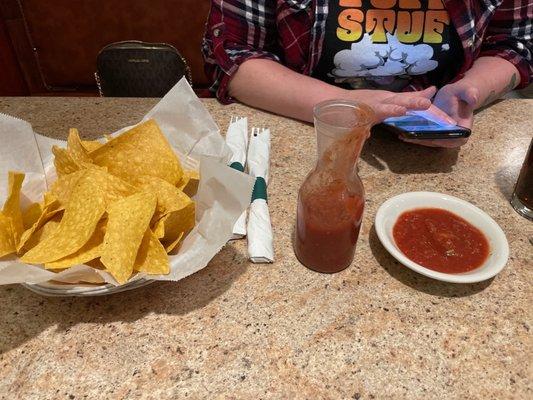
[21,278,155,297]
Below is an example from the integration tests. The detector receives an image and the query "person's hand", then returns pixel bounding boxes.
[347,85,465,148]
[401,80,479,148]
[434,79,478,129]
[347,86,455,124]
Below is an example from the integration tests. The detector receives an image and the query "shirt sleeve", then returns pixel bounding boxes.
[478,0,532,88]
[202,0,280,103]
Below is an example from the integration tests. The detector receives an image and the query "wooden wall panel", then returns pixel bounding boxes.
[0,8,29,96]
[0,0,211,95]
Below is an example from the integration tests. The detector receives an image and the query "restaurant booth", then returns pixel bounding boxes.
[0,0,210,96]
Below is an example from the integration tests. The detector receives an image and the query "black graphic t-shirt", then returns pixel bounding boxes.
[313,0,464,91]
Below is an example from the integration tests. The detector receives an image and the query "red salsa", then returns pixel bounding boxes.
[393,208,490,273]
[295,182,364,273]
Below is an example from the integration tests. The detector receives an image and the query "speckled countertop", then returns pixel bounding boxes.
[0,97,531,399]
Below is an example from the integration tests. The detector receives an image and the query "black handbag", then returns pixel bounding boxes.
[95,41,192,97]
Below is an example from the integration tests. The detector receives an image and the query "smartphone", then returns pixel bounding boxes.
[381,113,471,140]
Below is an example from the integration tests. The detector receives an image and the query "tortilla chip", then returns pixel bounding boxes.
[52,146,82,176]
[152,217,165,239]
[149,184,194,247]
[100,191,157,284]
[17,199,62,253]
[50,168,136,207]
[85,258,106,270]
[176,174,190,191]
[20,170,107,264]
[165,232,184,254]
[160,202,195,245]
[135,175,192,215]
[45,220,106,269]
[43,192,59,207]
[99,170,138,204]
[22,202,43,230]
[133,229,170,275]
[2,171,25,243]
[22,215,62,251]
[152,215,172,243]
[67,128,92,164]
[89,119,183,185]
[81,140,104,152]
[50,170,85,206]
[0,212,15,258]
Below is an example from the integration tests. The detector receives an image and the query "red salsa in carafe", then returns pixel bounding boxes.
[295,182,364,273]
[294,100,374,273]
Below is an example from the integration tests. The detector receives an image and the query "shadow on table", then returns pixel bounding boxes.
[494,164,520,200]
[361,126,460,174]
[368,224,493,297]
[0,245,247,355]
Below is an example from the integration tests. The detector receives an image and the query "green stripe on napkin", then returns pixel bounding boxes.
[229,161,245,172]
[251,177,267,202]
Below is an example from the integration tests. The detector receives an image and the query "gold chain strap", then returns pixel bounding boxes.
[94,72,104,97]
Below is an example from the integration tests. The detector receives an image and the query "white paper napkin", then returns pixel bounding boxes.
[226,116,249,239]
[246,128,274,263]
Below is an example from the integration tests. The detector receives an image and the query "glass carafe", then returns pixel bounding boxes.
[294,100,375,273]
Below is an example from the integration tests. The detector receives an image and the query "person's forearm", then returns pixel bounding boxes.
[228,58,439,123]
[228,59,346,122]
[462,56,520,109]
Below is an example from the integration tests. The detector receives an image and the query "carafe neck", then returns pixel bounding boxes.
[316,123,370,177]
[313,100,374,177]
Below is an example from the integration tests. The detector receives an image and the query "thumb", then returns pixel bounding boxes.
[446,82,479,105]
[416,86,437,99]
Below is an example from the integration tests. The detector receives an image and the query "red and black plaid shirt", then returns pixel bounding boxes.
[202,0,532,103]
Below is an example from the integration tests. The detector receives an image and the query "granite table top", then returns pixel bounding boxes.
[0,97,531,399]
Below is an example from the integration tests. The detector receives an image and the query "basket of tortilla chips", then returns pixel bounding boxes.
[0,79,254,296]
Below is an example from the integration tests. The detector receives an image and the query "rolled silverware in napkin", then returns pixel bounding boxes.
[247,127,274,263]
[226,116,249,239]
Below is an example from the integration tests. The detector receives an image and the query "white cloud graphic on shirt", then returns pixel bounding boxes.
[331,33,438,78]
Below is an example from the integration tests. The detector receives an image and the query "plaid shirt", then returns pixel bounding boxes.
[202,0,532,103]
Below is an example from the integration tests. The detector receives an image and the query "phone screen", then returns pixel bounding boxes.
[382,115,471,139]
[384,115,456,131]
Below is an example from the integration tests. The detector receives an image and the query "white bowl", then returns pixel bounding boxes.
[375,192,509,283]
